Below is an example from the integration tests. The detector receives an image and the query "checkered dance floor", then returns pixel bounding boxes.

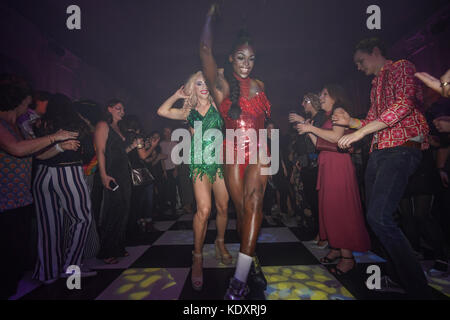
[13,210,450,300]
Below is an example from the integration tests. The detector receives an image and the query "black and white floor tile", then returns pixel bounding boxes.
[12,211,450,300]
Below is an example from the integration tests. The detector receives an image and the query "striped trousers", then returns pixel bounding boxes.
[32,164,92,281]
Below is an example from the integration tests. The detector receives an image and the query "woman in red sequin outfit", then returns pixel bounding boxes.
[200,4,271,299]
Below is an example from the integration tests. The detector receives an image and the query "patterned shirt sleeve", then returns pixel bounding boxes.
[378,60,417,127]
[360,103,378,127]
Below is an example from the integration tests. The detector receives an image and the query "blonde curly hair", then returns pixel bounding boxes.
[182,71,213,110]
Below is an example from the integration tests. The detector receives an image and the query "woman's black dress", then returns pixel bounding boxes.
[97,126,132,259]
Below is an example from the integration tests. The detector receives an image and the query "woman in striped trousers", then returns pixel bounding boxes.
[32,94,94,283]
[33,164,92,282]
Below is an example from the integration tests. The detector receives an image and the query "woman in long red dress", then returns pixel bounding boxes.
[297,84,371,275]
[200,4,271,299]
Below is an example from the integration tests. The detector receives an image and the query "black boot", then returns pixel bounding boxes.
[248,256,267,290]
[246,256,267,300]
[224,277,249,300]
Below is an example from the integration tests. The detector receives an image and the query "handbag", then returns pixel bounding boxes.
[131,167,155,186]
[129,157,155,187]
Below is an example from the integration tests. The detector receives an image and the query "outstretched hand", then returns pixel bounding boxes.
[52,129,79,142]
[415,72,441,94]
[338,131,364,149]
[289,113,305,124]
[415,69,450,98]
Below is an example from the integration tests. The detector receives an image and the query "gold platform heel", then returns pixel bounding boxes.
[215,239,233,265]
[191,251,203,291]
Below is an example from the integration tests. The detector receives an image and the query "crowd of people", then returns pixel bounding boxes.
[0,75,201,297]
[1,3,450,301]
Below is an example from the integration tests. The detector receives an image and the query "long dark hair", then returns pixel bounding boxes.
[323,84,351,114]
[35,93,90,139]
[223,29,254,120]
[103,98,123,124]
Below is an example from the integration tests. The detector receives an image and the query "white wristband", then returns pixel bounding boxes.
[55,143,64,153]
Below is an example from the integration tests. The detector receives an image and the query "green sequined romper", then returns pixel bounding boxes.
[187,105,224,183]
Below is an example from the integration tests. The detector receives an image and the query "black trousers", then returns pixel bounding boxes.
[0,205,33,299]
[263,180,277,216]
[127,184,152,240]
[163,168,177,212]
[300,167,319,236]
[97,178,131,259]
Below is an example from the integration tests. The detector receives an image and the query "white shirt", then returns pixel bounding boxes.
[160,140,177,170]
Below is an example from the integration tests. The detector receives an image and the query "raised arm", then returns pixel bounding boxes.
[138,136,160,160]
[157,86,191,120]
[415,69,450,98]
[200,3,227,105]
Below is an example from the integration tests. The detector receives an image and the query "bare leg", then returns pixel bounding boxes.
[240,163,268,256]
[212,173,231,261]
[223,161,268,299]
[192,177,212,287]
[224,164,244,239]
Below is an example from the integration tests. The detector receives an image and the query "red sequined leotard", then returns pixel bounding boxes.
[219,74,271,178]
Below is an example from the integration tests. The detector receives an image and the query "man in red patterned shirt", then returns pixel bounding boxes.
[334,38,432,299]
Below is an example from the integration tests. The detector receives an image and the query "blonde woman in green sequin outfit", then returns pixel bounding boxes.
[157,71,232,291]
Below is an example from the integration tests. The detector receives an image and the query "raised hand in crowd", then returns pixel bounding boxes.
[150,135,160,148]
[415,69,450,98]
[289,113,306,124]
